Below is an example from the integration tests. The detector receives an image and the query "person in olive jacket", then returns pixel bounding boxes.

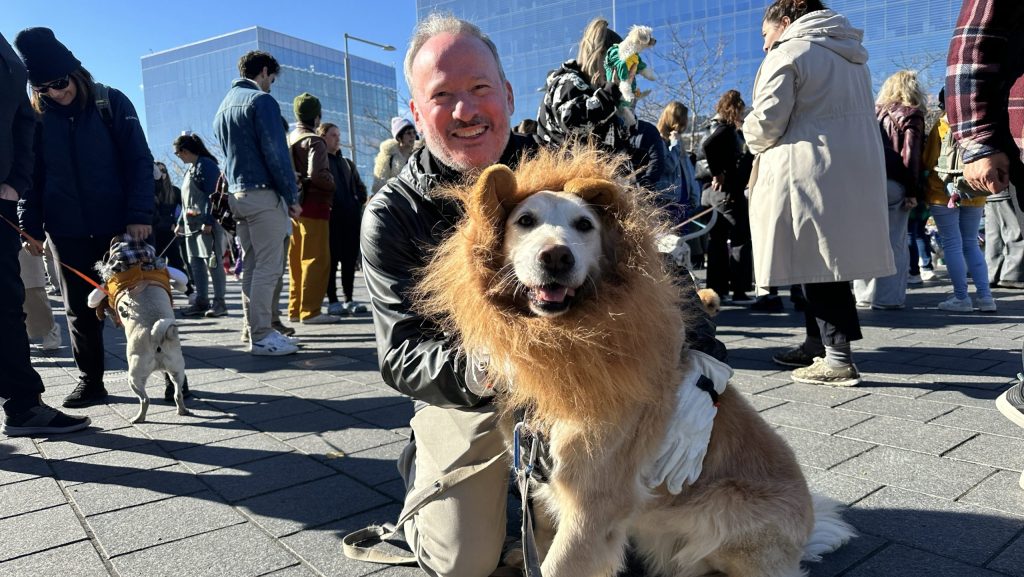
[16,28,154,409]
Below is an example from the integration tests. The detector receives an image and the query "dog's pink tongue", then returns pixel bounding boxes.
[538,286,568,303]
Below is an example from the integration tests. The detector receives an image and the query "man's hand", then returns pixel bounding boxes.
[711,174,724,192]
[0,183,20,201]
[126,224,152,241]
[644,349,732,494]
[964,152,1010,194]
[288,203,303,219]
[202,224,213,235]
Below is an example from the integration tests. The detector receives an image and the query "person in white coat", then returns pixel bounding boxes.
[743,0,894,386]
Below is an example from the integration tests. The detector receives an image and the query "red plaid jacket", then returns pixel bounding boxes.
[945,0,1024,181]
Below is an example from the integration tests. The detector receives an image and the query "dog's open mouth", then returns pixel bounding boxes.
[528,283,577,314]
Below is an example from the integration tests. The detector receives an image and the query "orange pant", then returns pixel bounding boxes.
[287,217,330,320]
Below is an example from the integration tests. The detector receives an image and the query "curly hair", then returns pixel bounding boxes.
[715,90,746,127]
[763,0,828,24]
[876,70,928,112]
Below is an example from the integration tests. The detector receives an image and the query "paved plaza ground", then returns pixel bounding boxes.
[1,271,1022,577]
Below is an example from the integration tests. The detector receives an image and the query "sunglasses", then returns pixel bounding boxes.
[32,76,71,93]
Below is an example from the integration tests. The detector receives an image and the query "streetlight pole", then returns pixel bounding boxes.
[344,33,395,168]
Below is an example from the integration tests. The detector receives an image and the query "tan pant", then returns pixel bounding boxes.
[19,249,55,339]
[287,217,331,320]
[399,403,509,577]
[228,189,291,342]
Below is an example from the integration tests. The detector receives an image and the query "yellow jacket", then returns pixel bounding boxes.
[923,115,986,208]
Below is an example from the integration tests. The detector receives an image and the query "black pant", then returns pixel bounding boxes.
[0,200,45,415]
[706,202,752,296]
[327,216,360,303]
[803,281,862,347]
[48,235,110,385]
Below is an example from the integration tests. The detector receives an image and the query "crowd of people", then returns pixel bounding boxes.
[1,0,1023,574]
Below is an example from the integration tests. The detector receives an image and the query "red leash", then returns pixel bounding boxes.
[1,214,109,296]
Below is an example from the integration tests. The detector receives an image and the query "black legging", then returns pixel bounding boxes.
[706,197,752,297]
[327,216,360,303]
[48,235,110,384]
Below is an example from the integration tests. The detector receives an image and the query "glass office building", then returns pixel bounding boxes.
[141,27,397,184]
[418,1,961,127]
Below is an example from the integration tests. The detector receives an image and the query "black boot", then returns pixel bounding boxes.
[163,373,191,402]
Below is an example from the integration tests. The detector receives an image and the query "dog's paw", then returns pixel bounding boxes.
[177,407,192,417]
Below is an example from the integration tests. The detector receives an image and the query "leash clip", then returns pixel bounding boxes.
[513,420,538,478]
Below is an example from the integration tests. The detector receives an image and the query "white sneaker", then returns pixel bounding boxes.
[302,314,341,325]
[40,323,62,350]
[250,331,298,356]
[975,296,997,312]
[937,295,973,312]
[920,269,936,281]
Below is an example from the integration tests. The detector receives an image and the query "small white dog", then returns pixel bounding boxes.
[91,259,190,423]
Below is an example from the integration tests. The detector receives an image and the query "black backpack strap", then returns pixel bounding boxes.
[94,83,114,132]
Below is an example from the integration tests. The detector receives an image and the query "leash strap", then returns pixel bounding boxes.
[0,214,108,295]
[514,418,545,577]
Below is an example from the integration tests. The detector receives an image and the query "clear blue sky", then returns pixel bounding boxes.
[2,0,418,133]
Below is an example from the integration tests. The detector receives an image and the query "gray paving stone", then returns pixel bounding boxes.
[919,387,1006,409]
[843,543,1007,577]
[0,504,88,562]
[190,376,265,394]
[50,442,177,486]
[921,370,1018,390]
[38,426,151,461]
[760,401,873,434]
[171,431,294,474]
[111,523,296,577]
[0,437,38,461]
[742,393,788,412]
[932,406,1024,439]
[67,464,207,517]
[832,445,994,499]
[990,534,1024,577]
[238,474,391,537]
[945,433,1024,471]
[285,379,368,400]
[321,441,406,487]
[959,470,1024,517]
[0,476,66,520]
[261,565,319,577]
[0,454,52,487]
[725,372,791,395]
[856,359,931,379]
[146,418,258,452]
[280,504,404,577]
[802,468,883,506]
[286,425,408,458]
[837,416,977,456]
[89,490,245,557]
[846,486,1022,565]
[0,540,109,577]
[806,532,886,577]
[259,408,360,441]
[776,426,873,470]
[229,397,323,425]
[758,382,868,407]
[836,394,957,422]
[198,452,335,502]
[849,378,939,398]
[348,403,414,430]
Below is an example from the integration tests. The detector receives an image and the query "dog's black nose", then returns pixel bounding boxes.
[538,244,575,275]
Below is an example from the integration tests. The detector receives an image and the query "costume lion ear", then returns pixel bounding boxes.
[470,164,518,229]
[564,177,620,210]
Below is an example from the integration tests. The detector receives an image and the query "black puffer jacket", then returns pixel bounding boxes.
[360,133,537,408]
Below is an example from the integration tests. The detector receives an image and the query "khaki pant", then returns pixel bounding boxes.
[228,189,291,342]
[287,217,331,320]
[399,403,509,577]
[18,249,55,339]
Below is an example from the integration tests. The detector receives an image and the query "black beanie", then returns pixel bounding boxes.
[14,27,81,85]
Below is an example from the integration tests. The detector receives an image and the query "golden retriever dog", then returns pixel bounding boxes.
[415,146,852,577]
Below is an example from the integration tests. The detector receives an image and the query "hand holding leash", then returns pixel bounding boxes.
[644,349,731,493]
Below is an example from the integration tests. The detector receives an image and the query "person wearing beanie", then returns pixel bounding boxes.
[15,27,155,408]
[287,92,339,324]
[0,31,90,436]
[214,50,302,356]
[372,116,417,193]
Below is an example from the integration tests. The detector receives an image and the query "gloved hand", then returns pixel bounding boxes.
[643,349,731,494]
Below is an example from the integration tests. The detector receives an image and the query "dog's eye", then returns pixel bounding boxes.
[516,213,535,228]
[574,218,594,232]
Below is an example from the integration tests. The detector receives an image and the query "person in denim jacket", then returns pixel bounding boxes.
[213,51,301,356]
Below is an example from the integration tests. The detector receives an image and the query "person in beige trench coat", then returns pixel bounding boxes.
[742,0,894,386]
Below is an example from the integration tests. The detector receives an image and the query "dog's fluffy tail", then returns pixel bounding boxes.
[802,494,856,562]
[151,318,178,347]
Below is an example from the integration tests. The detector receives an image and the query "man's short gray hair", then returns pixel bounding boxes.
[404,13,507,96]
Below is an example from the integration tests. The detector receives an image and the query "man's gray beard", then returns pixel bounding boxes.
[424,129,510,175]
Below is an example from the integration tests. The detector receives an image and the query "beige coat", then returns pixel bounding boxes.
[743,10,894,287]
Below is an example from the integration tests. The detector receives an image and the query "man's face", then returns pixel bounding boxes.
[255,67,276,93]
[324,126,342,154]
[409,32,514,173]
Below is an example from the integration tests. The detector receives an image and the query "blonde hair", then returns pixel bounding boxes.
[657,102,689,140]
[577,17,622,85]
[876,70,927,112]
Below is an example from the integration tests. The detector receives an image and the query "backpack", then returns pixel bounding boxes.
[933,124,990,201]
[209,174,237,235]
[94,83,114,131]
